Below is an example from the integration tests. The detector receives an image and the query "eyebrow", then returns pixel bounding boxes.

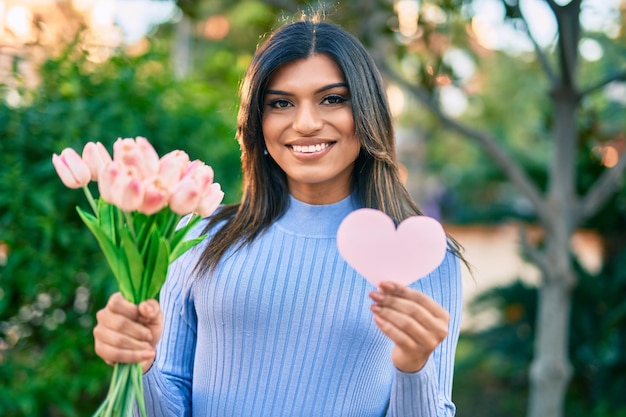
[265,82,349,96]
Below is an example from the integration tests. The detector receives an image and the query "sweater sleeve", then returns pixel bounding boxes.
[386,251,463,417]
[138,249,199,417]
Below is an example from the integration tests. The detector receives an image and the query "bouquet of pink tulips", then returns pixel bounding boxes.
[52,137,224,417]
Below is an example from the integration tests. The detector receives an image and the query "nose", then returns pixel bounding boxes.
[292,102,323,135]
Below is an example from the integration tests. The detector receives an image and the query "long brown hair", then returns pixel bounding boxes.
[196,17,465,275]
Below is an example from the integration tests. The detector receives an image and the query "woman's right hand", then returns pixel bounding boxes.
[93,292,163,374]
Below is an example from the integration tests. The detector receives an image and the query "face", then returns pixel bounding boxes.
[262,54,361,204]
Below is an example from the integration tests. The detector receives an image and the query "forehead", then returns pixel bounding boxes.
[266,54,346,90]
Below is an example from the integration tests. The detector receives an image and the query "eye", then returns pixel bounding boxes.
[267,99,292,109]
[322,95,348,105]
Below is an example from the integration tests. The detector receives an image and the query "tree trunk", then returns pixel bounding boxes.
[527,2,581,414]
[527,258,575,417]
[526,86,578,417]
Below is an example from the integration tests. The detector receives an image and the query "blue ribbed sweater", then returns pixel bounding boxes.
[141,194,462,416]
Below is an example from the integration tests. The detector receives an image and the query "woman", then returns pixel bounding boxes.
[94,17,464,417]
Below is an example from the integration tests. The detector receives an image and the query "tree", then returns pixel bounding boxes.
[0,36,242,417]
[369,1,626,417]
[172,0,203,78]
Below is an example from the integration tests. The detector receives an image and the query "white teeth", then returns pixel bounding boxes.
[293,143,330,153]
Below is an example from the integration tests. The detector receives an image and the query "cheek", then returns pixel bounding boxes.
[338,110,356,137]
[261,115,280,145]
[347,137,362,160]
[261,123,272,150]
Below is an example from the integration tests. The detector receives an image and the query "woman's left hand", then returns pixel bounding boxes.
[369,281,450,373]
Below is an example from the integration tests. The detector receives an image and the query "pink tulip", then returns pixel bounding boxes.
[98,162,144,212]
[113,137,160,180]
[82,141,112,181]
[185,161,215,195]
[158,150,190,190]
[98,161,121,203]
[52,148,91,189]
[168,177,201,216]
[116,177,144,212]
[195,183,224,218]
[138,179,169,215]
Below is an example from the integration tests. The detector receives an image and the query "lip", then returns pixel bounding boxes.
[287,138,336,146]
[286,140,336,159]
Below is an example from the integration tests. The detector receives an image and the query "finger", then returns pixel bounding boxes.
[371,304,448,346]
[93,322,155,353]
[373,283,450,321]
[370,293,450,329]
[368,294,450,358]
[371,313,421,352]
[107,292,141,320]
[372,312,436,373]
[93,332,155,367]
[370,291,428,316]
[137,300,163,342]
[96,307,154,343]
[138,299,161,323]
[94,337,156,365]
[376,300,440,336]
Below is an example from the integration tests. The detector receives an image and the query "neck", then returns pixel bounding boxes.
[287,184,352,205]
[276,193,360,237]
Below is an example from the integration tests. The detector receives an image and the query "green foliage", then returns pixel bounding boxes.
[454,167,626,416]
[456,242,626,417]
[394,3,625,228]
[0,38,241,416]
[567,251,626,416]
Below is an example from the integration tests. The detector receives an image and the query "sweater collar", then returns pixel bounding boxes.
[275,193,360,238]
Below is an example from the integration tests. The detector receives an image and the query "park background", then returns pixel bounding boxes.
[0,0,625,416]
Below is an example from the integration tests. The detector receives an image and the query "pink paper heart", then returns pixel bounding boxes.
[337,208,447,286]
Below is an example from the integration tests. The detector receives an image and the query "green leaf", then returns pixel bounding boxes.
[139,225,160,299]
[120,228,144,303]
[134,212,154,254]
[146,235,170,300]
[169,214,202,249]
[97,199,117,243]
[146,207,179,238]
[77,206,132,298]
[169,235,206,263]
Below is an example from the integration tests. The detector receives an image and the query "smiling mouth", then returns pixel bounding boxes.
[290,142,334,154]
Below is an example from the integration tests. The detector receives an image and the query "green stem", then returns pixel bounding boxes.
[103,364,122,416]
[133,363,148,417]
[123,210,138,242]
[82,186,98,215]
[162,209,185,242]
[171,212,193,240]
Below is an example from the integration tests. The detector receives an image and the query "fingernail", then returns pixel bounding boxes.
[369,292,384,302]
[370,304,382,314]
[143,303,154,315]
[379,282,396,293]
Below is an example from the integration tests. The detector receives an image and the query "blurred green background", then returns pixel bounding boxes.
[0,1,625,416]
